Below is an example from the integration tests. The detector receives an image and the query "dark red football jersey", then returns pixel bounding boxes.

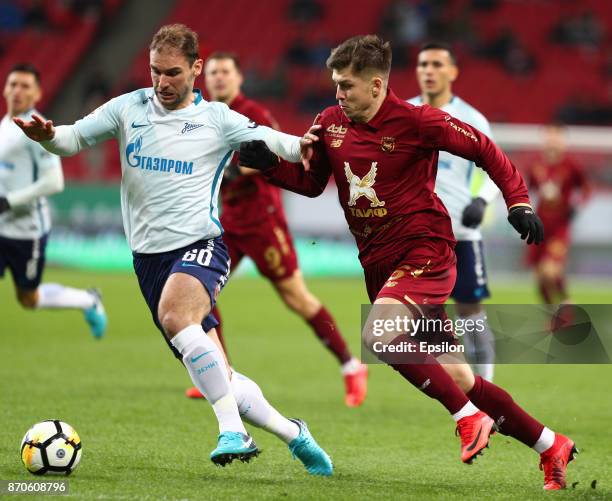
[263,90,531,266]
[526,155,590,228]
[220,94,286,233]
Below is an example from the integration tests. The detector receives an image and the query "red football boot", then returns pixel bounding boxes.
[344,363,368,407]
[539,433,578,490]
[185,386,206,399]
[455,411,495,464]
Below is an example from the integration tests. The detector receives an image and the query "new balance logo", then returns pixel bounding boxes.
[181,122,205,134]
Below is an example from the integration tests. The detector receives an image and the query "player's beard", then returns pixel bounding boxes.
[156,86,191,110]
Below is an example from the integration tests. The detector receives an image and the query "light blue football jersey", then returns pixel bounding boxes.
[0,110,61,239]
[407,95,498,241]
[43,89,301,253]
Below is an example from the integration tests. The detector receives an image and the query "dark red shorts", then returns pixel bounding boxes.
[364,238,457,305]
[363,238,458,350]
[222,218,299,282]
[527,226,570,266]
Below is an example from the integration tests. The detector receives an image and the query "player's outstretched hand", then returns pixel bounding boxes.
[238,140,279,170]
[461,197,487,228]
[507,205,544,244]
[13,114,55,142]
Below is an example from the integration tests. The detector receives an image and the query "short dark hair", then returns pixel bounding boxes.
[150,24,199,66]
[419,42,458,65]
[205,51,241,71]
[326,35,392,78]
[9,63,41,85]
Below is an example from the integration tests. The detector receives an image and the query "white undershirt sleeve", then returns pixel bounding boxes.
[6,163,64,207]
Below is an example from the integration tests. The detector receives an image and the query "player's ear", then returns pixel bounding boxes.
[450,65,459,83]
[372,76,384,98]
[192,58,204,78]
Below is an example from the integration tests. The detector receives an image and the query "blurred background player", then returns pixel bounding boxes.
[0,63,107,338]
[525,124,591,304]
[408,43,497,381]
[184,51,368,406]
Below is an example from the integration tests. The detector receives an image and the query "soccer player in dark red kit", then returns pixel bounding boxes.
[239,36,578,490]
[525,124,591,304]
[184,51,368,407]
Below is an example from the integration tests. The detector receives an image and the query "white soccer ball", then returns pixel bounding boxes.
[20,420,82,475]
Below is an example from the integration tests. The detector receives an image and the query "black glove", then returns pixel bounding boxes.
[238,140,279,171]
[223,162,242,182]
[461,197,487,228]
[0,197,10,214]
[507,205,544,244]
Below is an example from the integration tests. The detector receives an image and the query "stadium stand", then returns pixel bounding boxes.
[0,0,124,117]
[3,0,611,180]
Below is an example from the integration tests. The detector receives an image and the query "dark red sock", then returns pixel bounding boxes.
[375,335,468,414]
[308,306,352,364]
[210,305,230,362]
[390,361,469,414]
[538,279,553,304]
[467,376,544,447]
[555,276,569,301]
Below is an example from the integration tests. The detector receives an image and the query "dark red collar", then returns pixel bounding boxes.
[228,93,246,111]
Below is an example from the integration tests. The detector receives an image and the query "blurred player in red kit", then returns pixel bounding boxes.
[526,124,591,304]
[184,52,368,407]
[239,36,578,490]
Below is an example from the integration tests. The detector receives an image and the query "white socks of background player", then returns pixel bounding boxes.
[231,371,300,444]
[36,283,95,310]
[461,311,495,382]
[171,324,247,435]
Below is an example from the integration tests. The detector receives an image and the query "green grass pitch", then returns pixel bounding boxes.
[1,269,610,500]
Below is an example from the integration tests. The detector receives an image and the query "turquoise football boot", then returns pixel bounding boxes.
[288,419,333,476]
[84,288,107,339]
[210,431,259,466]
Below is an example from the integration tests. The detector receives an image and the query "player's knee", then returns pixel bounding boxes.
[159,309,200,339]
[539,261,561,282]
[17,289,38,309]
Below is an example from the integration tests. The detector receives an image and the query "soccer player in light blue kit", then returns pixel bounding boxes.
[0,63,106,337]
[14,24,332,474]
[408,43,497,381]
